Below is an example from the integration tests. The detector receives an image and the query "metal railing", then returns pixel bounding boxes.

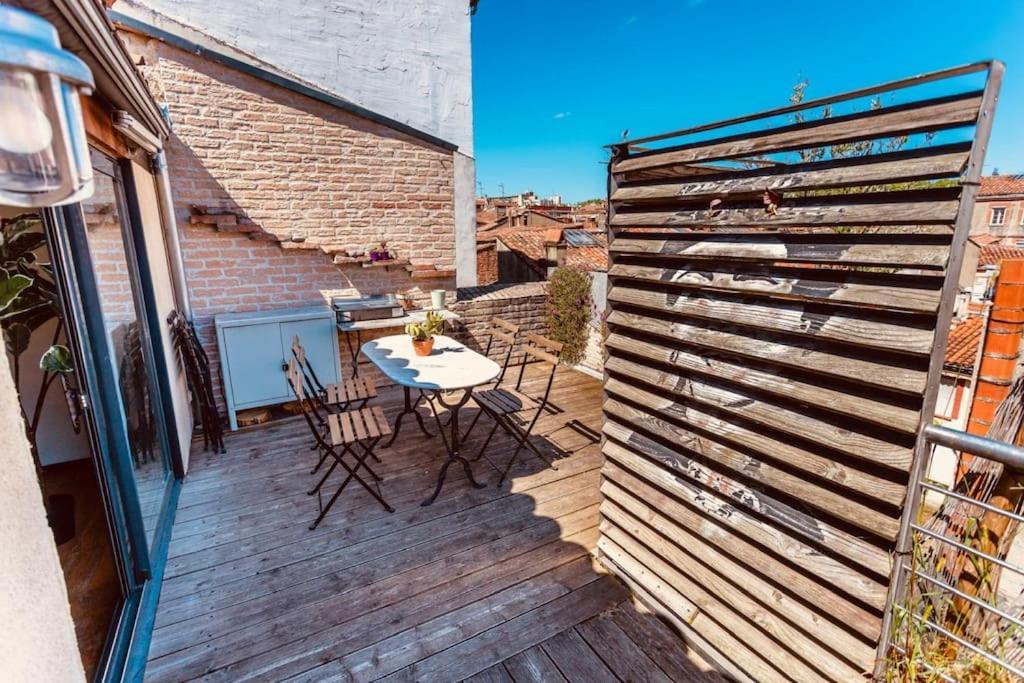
[887,423,1024,680]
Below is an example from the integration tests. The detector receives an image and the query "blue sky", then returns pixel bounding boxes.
[471,0,1024,203]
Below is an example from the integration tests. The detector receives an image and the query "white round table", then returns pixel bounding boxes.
[361,335,500,505]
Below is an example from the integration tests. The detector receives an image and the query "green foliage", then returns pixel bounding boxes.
[405,311,445,341]
[545,267,592,366]
[1,213,59,357]
[40,344,73,374]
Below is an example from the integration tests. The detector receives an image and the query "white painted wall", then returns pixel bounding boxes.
[129,0,474,155]
[0,351,85,682]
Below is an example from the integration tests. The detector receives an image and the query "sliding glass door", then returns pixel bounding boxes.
[40,146,179,680]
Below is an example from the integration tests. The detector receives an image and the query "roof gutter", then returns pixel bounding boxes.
[110,11,459,152]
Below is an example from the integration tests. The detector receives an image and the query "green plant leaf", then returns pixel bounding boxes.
[0,271,33,312]
[40,344,73,374]
[3,321,30,356]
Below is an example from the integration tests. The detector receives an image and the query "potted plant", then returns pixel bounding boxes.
[405,311,444,356]
[396,290,416,312]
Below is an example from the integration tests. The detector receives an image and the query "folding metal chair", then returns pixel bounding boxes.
[470,333,563,483]
[292,335,377,411]
[458,317,520,437]
[287,360,394,528]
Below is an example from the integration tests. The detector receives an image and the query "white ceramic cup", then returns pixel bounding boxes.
[431,289,446,310]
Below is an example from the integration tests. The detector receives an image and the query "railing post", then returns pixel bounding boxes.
[873,60,1005,680]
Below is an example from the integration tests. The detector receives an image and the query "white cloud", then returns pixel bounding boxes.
[553,111,572,119]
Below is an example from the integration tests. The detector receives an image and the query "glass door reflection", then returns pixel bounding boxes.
[79,150,171,548]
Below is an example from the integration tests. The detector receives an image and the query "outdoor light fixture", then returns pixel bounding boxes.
[0,5,95,207]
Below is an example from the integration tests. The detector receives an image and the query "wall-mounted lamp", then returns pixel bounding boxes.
[0,5,95,207]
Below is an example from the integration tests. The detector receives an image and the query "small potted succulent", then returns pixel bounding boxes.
[396,290,416,312]
[405,311,444,356]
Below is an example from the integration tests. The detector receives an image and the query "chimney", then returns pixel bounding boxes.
[967,258,1024,435]
[544,228,566,277]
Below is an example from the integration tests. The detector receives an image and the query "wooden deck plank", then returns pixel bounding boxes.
[540,627,618,683]
[501,646,567,683]
[574,613,673,683]
[145,369,688,683]
[377,575,627,682]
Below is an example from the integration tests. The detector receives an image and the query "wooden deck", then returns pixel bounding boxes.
[144,367,719,681]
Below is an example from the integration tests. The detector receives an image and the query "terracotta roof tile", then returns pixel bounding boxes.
[979,175,1024,197]
[945,316,983,371]
[978,244,1024,267]
[496,230,608,274]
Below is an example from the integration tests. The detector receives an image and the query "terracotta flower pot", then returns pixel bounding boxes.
[412,337,434,356]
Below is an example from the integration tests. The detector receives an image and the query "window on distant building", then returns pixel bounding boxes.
[991,206,1007,225]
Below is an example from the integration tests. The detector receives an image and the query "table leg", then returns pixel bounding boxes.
[383,386,435,448]
[421,388,486,506]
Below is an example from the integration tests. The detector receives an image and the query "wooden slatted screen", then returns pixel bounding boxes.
[599,62,1002,682]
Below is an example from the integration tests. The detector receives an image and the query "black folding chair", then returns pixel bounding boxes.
[458,317,520,437]
[287,360,393,528]
[470,333,563,483]
[292,336,377,411]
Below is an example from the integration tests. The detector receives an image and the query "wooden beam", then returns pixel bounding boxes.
[606,309,927,394]
[612,146,970,202]
[605,331,920,433]
[612,92,982,173]
[609,262,943,313]
[608,285,935,355]
[609,232,951,268]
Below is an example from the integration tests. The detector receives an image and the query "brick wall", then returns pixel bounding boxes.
[476,243,497,286]
[449,282,549,366]
[122,31,459,411]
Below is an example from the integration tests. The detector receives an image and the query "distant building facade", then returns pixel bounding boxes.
[970,175,1024,246]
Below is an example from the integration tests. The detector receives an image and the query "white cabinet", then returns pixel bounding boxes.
[214,306,341,430]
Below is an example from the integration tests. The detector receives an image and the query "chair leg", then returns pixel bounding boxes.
[311,445,329,474]
[309,459,338,495]
[472,419,501,462]
[309,439,393,529]
[461,407,485,443]
[497,414,552,484]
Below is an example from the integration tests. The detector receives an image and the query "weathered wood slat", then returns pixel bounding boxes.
[597,546,758,683]
[602,379,906,506]
[607,309,927,394]
[605,331,919,433]
[601,436,891,602]
[600,471,881,639]
[612,92,982,173]
[609,261,942,313]
[600,507,870,680]
[609,284,935,355]
[602,414,894,576]
[597,535,790,683]
[605,359,912,471]
[608,232,952,268]
[611,196,959,228]
[603,395,902,536]
[613,146,970,202]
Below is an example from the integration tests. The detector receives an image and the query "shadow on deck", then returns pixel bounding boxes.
[145,367,722,681]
